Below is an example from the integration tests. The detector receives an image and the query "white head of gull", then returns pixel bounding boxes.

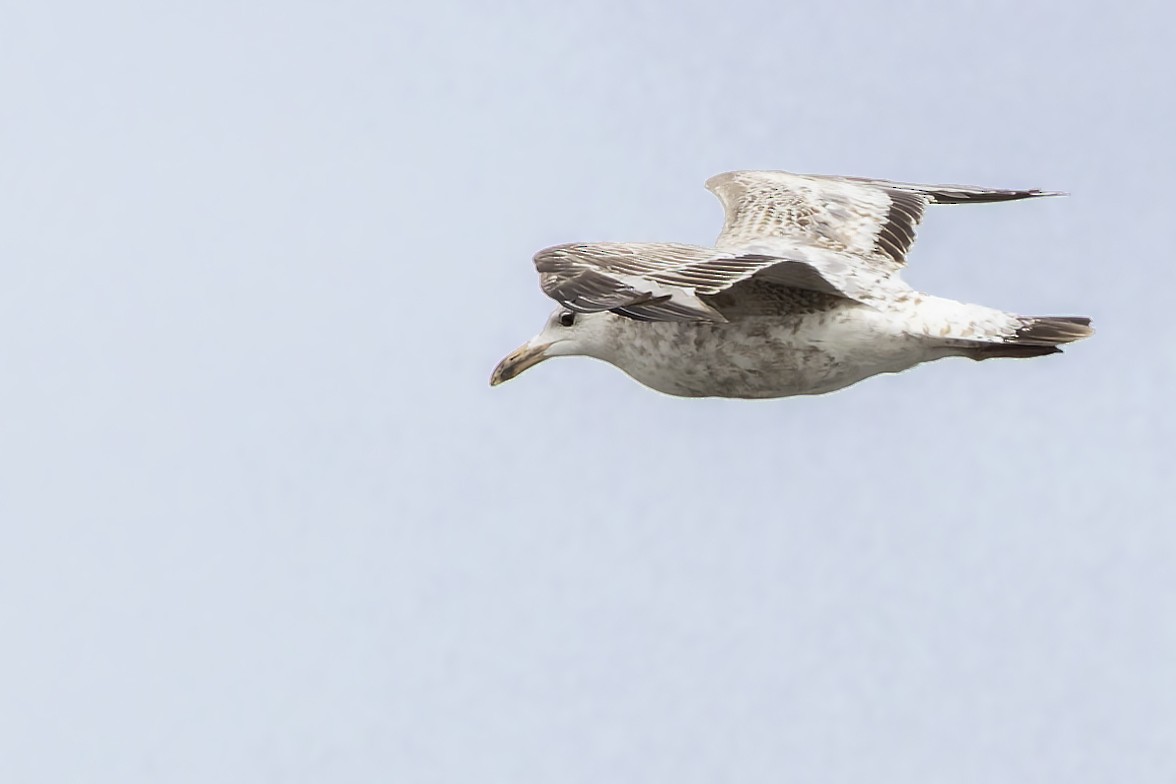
[489,308,616,387]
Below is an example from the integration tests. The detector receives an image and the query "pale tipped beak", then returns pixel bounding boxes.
[490,341,553,386]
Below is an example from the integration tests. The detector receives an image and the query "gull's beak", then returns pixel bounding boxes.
[490,340,553,386]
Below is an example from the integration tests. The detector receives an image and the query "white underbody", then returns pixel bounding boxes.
[590,297,1012,398]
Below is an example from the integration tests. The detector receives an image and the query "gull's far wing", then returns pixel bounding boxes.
[705,170,1062,272]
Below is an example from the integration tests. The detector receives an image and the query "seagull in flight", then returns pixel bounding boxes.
[491,170,1092,398]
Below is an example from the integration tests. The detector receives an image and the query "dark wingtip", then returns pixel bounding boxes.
[967,344,1064,361]
[930,188,1068,204]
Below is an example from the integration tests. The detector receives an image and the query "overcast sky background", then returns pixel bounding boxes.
[1,1,1173,781]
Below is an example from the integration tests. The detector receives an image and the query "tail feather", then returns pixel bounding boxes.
[963,315,1094,361]
[1013,316,1094,346]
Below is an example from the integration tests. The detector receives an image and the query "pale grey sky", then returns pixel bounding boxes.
[1,1,1172,781]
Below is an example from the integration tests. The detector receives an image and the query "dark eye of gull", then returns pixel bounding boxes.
[559,311,576,327]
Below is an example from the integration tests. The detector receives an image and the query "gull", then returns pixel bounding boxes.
[490,171,1093,398]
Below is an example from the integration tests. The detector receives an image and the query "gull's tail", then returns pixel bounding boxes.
[964,316,1094,360]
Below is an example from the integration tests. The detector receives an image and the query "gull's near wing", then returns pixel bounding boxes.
[533,242,890,322]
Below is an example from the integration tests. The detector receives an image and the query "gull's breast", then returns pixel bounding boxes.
[606,305,932,398]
